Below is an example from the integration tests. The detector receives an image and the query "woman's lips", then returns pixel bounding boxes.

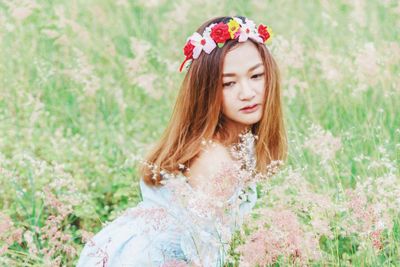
[240,104,259,113]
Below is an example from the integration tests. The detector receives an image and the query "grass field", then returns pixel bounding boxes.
[0,0,399,266]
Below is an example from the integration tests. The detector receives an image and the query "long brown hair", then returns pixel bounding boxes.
[140,16,288,186]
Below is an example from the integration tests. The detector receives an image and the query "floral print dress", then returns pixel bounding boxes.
[77,134,258,267]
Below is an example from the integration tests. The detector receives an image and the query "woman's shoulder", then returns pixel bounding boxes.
[187,140,237,188]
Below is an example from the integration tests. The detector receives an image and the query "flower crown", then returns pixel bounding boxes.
[179,16,273,72]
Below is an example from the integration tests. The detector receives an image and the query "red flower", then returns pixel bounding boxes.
[257,24,270,43]
[179,41,195,72]
[183,41,195,59]
[210,23,231,44]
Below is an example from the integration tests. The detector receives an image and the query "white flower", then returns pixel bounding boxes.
[236,18,263,43]
[187,32,216,59]
[376,220,385,230]
[203,23,217,37]
[178,163,186,170]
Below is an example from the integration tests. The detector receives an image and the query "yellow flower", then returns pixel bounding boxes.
[227,19,240,39]
[265,27,274,45]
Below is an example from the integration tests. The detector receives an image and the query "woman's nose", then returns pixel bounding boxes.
[239,80,256,100]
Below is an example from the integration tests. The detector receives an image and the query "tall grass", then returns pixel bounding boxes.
[0,0,399,266]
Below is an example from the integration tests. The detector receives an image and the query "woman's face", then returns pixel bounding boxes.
[221,41,266,131]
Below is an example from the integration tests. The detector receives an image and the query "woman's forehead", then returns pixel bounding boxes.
[223,42,263,74]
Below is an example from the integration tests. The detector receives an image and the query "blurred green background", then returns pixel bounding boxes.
[0,0,399,266]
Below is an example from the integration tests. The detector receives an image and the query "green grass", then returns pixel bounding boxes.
[0,0,399,266]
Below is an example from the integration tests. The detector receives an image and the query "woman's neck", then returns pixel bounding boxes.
[214,120,252,146]
[227,122,251,138]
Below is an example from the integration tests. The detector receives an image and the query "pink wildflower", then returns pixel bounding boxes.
[161,259,189,267]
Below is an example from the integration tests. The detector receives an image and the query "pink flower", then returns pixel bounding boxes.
[237,209,321,266]
[161,259,189,267]
[370,230,383,251]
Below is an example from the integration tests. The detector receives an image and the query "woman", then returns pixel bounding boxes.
[77,15,287,267]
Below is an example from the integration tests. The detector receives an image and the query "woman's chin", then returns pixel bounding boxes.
[237,114,262,125]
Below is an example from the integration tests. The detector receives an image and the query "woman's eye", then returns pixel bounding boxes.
[251,73,264,79]
[223,82,235,87]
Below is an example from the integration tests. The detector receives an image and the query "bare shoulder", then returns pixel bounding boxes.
[187,141,236,188]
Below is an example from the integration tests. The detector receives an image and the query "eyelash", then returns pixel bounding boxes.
[223,73,265,87]
[223,82,235,88]
[252,73,264,80]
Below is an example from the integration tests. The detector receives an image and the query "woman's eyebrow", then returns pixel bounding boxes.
[223,63,263,77]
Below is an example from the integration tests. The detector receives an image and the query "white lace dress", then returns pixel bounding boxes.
[77,136,257,267]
